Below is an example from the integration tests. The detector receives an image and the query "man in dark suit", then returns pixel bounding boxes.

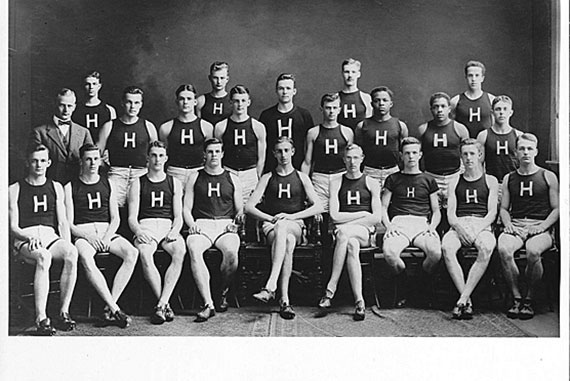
[30,88,93,184]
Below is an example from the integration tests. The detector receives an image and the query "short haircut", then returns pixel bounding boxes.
[230,85,250,98]
[400,136,421,152]
[344,143,364,157]
[175,84,197,97]
[516,133,538,148]
[276,73,296,88]
[460,138,483,154]
[320,92,340,107]
[204,137,223,151]
[122,85,144,101]
[84,71,101,81]
[429,92,451,107]
[342,58,361,70]
[210,61,229,73]
[370,86,394,99]
[492,95,513,108]
[464,60,486,76]
[57,88,76,99]
[79,143,100,159]
[27,144,49,158]
[147,140,166,154]
[273,136,295,150]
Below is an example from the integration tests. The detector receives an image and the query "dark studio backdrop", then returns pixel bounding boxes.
[9,0,557,183]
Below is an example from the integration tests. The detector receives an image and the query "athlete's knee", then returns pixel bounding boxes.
[524,249,542,265]
[138,247,156,265]
[63,244,79,264]
[35,249,53,270]
[335,228,350,243]
[124,245,139,265]
[347,237,361,254]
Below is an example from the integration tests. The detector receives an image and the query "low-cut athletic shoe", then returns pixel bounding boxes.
[452,303,464,320]
[36,318,56,336]
[164,304,175,322]
[195,305,215,323]
[217,288,230,313]
[279,303,296,320]
[113,309,132,328]
[462,303,473,320]
[518,301,534,320]
[151,305,166,325]
[253,288,275,303]
[353,300,366,321]
[55,312,76,331]
[507,299,522,319]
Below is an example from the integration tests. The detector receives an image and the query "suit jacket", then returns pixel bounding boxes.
[30,119,93,184]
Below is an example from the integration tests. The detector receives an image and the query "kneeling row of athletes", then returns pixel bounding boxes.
[9,132,557,334]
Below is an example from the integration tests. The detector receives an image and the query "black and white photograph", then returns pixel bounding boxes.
[2,0,568,379]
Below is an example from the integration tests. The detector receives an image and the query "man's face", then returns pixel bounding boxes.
[492,101,513,124]
[321,99,340,121]
[27,150,51,177]
[465,67,485,90]
[80,149,101,175]
[147,147,168,171]
[177,90,197,114]
[56,93,77,121]
[460,144,482,169]
[84,76,102,98]
[371,91,393,116]
[204,143,224,166]
[230,93,250,115]
[122,93,143,117]
[276,79,297,104]
[430,97,451,122]
[209,69,229,91]
[273,142,294,166]
[344,149,364,173]
[516,139,538,164]
[342,63,361,87]
[401,144,422,168]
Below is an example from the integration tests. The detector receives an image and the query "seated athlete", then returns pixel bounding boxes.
[318,144,381,321]
[64,144,138,327]
[441,139,499,319]
[245,137,322,319]
[301,92,354,213]
[497,133,559,320]
[9,144,78,335]
[184,138,243,322]
[382,137,442,307]
[337,58,373,131]
[355,86,408,190]
[128,141,185,325]
[159,84,214,187]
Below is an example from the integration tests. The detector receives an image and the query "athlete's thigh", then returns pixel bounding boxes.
[441,230,462,253]
[497,233,524,255]
[382,234,410,256]
[278,220,303,243]
[413,232,441,254]
[186,234,212,256]
[17,244,47,265]
[161,235,186,256]
[108,236,137,261]
[525,232,553,254]
[214,232,240,254]
[473,230,496,253]
[49,239,76,261]
[75,238,97,259]
[337,224,371,247]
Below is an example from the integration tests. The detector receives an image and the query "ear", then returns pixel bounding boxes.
[418,151,423,160]
[46,158,52,168]
[292,88,297,96]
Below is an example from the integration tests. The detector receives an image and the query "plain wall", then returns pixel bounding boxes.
[10,0,553,182]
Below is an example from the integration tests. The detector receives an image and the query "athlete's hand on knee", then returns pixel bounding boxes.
[225,222,239,233]
[272,213,291,223]
[100,237,112,252]
[187,223,201,235]
[503,223,516,235]
[27,236,42,251]
[385,224,401,239]
[164,231,178,243]
[136,231,153,244]
[527,224,545,236]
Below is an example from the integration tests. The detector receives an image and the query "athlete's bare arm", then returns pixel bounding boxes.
[399,121,409,140]
[182,171,200,234]
[167,177,184,241]
[417,122,428,138]
[127,178,152,244]
[528,170,559,235]
[499,173,514,233]
[361,92,373,118]
[301,126,318,175]
[230,172,244,225]
[252,119,267,178]
[97,120,113,153]
[453,122,470,140]
[54,181,71,242]
[428,192,441,232]
[213,119,228,140]
[244,173,273,222]
[200,120,215,140]
[145,121,158,142]
[158,120,174,143]
[196,94,206,117]
[354,121,364,146]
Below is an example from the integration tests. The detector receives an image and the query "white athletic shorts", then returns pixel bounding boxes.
[13,225,61,254]
[108,166,148,207]
[192,218,237,245]
[386,215,430,243]
[224,167,258,206]
[73,222,121,248]
[262,220,305,245]
[508,218,554,243]
[311,171,345,213]
[138,218,178,244]
[444,216,492,246]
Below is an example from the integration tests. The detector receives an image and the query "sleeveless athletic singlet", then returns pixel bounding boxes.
[192,169,236,220]
[508,169,551,220]
[421,120,462,175]
[485,128,519,181]
[72,176,111,224]
[138,175,174,220]
[202,93,231,126]
[262,170,306,215]
[73,102,114,142]
[107,118,150,167]
[338,91,366,131]
[222,117,258,171]
[167,118,205,168]
[455,174,489,218]
[313,125,348,174]
[338,174,372,213]
[360,117,401,169]
[455,92,493,138]
[18,179,58,229]
[384,172,439,218]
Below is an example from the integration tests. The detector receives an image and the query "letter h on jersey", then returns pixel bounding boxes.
[519,181,533,197]
[208,182,221,198]
[150,191,164,208]
[33,194,48,213]
[87,192,102,209]
[278,119,293,139]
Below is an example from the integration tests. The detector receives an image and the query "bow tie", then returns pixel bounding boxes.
[58,120,71,126]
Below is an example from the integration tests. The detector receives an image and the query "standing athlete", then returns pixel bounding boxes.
[9,145,78,335]
[159,84,214,187]
[451,60,496,138]
[128,141,186,325]
[196,61,232,126]
[246,137,322,319]
[337,58,372,131]
[259,73,314,173]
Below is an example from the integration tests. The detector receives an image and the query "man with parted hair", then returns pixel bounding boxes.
[381,137,442,307]
[128,140,186,325]
[355,86,408,190]
[497,133,559,320]
[317,144,382,321]
[73,70,117,143]
[159,84,214,187]
[451,60,496,138]
[246,136,322,320]
[184,138,243,322]
[259,73,314,173]
[30,88,93,184]
[214,85,267,205]
[98,86,158,207]
[197,61,232,126]
[9,144,78,335]
[337,58,373,131]
[442,139,499,319]
[64,143,138,328]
